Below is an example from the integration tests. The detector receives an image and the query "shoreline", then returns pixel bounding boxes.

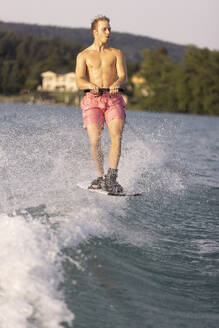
[0,94,218,116]
[0,92,80,107]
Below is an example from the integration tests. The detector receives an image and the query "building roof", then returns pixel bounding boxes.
[41,71,75,77]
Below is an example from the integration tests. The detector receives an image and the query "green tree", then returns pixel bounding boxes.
[177,45,219,115]
[137,47,178,112]
[131,45,219,115]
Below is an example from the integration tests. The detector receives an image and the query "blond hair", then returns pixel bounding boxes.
[91,15,110,34]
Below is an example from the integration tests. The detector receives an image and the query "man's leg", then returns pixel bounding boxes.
[87,123,104,178]
[107,118,124,169]
[100,118,124,193]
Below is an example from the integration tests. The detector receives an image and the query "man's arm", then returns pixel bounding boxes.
[110,49,127,92]
[75,52,97,90]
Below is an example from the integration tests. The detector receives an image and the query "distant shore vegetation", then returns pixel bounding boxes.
[0,31,218,115]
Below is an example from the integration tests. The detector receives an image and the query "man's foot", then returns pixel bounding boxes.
[88,177,103,190]
[101,168,123,193]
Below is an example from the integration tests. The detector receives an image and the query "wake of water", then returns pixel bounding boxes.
[1,102,211,328]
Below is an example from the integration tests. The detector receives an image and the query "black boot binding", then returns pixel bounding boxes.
[88,177,103,189]
[101,168,123,194]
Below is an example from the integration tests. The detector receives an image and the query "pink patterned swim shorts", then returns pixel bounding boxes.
[80,92,126,129]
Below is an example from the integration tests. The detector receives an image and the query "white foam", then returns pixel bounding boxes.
[0,202,115,328]
[0,213,74,328]
[119,137,184,194]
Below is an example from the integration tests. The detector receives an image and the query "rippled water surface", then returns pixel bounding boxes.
[0,102,218,328]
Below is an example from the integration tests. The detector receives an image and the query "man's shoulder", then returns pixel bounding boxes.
[109,47,123,56]
[77,46,93,58]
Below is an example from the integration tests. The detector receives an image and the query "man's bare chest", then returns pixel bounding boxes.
[86,52,116,70]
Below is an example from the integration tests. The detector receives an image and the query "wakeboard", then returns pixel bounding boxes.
[77,181,142,197]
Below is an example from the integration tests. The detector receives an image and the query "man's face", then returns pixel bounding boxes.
[95,20,111,44]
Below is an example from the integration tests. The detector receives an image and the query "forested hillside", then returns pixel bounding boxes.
[0,20,185,62]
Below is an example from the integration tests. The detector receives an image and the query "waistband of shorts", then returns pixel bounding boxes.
[84,92,120,98]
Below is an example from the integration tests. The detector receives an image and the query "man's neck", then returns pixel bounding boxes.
[92,39,108,52]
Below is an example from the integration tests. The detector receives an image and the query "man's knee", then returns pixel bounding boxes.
[87,124,102,147]
[108,119,124,138]
[110,132,122,147]
[89,136,101,148]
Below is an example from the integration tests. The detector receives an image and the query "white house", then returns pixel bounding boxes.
[38,71,78,92]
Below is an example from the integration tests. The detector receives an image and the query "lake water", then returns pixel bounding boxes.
[0,102,218,328]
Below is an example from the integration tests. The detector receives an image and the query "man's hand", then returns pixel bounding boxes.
[109,82,120,94]
[90,85,100,95]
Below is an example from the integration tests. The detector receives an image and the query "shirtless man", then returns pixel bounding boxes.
[76,16,127,193]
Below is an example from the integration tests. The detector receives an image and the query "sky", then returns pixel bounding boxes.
[1,0,219,50]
